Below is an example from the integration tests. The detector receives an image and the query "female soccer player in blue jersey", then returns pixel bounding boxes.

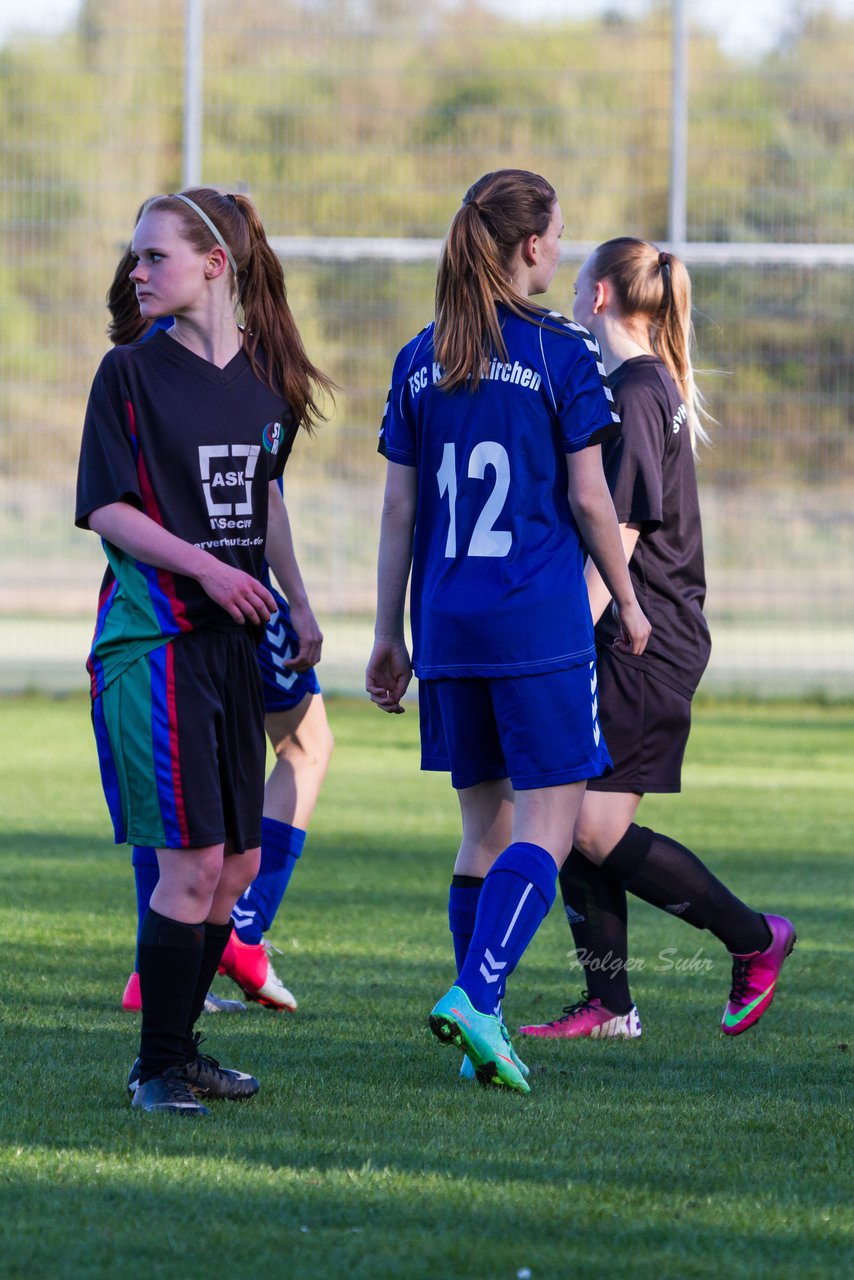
[104,245,334,1018]
[366,169,651,1093]
[76,188,333,1115]
[518,238,795,1044]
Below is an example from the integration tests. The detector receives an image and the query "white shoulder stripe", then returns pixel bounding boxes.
[536,310,619,424]
[538,325,557,412]
[398,325,434,417]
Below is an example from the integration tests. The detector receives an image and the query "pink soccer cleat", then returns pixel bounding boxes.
[122,969,245,1014]
[518,992,642,1040]
[722,913,796,1036]
[218,934,297,1011]
[122,971,142,1012]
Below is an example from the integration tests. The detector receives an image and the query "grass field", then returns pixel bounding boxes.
[0,694,851,1280]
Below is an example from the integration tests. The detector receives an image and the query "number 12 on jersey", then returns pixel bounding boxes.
[436,441,512,559]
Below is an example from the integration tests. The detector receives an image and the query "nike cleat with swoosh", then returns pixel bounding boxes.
[518,992,642,1040]
[722,914,796,1036]
[429,985,530,1094]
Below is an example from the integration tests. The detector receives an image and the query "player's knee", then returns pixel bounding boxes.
[301,700,334,771]
[225,845,260,896]
[158,858,221,917]
[571,820,610,864]
[275,720,334,776]
[316,719,335,770]
[228,866,256,900]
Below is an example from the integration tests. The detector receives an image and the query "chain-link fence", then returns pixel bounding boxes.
[1,0,852,694]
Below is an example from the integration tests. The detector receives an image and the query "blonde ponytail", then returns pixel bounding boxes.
[591,237,712,454]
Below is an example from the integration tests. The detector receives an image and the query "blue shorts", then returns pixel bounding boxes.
[419,663,613,791]
[256,584,321,713]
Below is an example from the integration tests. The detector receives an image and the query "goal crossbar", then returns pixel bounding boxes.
[269,237,854,268]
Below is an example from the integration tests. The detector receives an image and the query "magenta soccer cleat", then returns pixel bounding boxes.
[218,934,297,1011]
[122,970,245,1015]
[722,914,797,1036]
[518,992,642,1040]
[122,971,142,1012]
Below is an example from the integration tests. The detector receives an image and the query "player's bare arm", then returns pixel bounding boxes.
[565,448,650,656]
[367,460,416,712]
[584,522,642,624]
[87,500,275,626]
[265,481,323,670]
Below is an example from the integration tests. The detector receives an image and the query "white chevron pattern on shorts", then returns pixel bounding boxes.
[591,661,601,745]
[272,647,299,690]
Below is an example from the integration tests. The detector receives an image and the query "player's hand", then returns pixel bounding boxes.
[283,598,323,671]
[366,638,412,713]
[611,598,651,656]
[197,561,276,626]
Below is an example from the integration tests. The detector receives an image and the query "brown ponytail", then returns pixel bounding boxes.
[589,237,711,453]
[140,188,335,431]
[435,169,557,392]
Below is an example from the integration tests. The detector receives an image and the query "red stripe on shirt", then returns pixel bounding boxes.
[127,398,193,634]
[164,638,190,847]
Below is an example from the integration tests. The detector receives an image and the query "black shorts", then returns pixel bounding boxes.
[93,627,266,851]
[587,647,692,795]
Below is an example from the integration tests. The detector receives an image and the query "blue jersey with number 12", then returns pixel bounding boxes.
[378,304,621,679]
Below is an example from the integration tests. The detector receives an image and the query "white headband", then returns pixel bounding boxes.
[170,193,238,277]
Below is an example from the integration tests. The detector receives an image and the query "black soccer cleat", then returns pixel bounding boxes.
[130,1067,211,1116]
[128,1036,259,1102]
[182,1050,259,1100]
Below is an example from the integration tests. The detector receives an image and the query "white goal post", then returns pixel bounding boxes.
[268,237,854,268]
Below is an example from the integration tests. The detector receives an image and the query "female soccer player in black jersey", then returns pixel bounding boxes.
[76,189,332,1114]
[518,238,795,1044]
[105,236,334,1020]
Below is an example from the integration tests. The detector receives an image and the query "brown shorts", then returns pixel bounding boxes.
[587,647,692,795]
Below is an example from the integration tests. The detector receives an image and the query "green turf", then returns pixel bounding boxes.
[0,695,851,1280]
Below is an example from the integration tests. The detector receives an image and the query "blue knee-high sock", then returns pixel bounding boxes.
[132,846,160,968]
[448,875,484,976]
[449,876,504,1018]
[457,842,557,1016]
[231,817,306,944]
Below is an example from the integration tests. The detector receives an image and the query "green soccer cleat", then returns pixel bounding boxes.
[461,1025,529,1081]
[460,1054,478,1080]
[430,985,530,1094]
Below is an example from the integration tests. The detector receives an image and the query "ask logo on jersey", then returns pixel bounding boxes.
[199,444,260,530]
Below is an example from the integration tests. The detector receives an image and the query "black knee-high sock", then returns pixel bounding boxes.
[603,825,772,954]
[559,848,633,1014]
[137,908,204,1082]
[186,920,234,1037]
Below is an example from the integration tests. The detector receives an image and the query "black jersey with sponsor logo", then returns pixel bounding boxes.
[595,355,711,697]
[75,331,297,693]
